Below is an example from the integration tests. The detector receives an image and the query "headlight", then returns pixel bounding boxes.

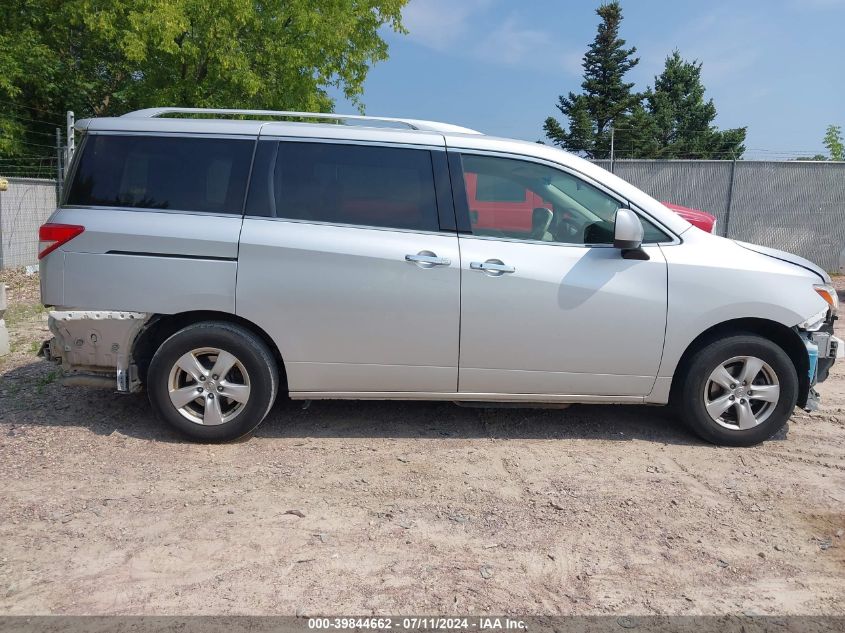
[814,284,839,315]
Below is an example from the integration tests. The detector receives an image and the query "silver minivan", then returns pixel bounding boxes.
[39,108,842,445]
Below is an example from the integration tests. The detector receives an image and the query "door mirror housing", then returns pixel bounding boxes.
[613,208,644,250]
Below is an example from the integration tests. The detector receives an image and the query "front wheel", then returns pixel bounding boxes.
[675,334,799,446]
[147,321,279,441]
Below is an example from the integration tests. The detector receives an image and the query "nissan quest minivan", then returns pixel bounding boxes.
[38,108,842,445]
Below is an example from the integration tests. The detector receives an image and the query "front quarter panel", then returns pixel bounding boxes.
[658,230,828,379]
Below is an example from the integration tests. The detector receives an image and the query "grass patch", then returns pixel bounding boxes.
[4,303,46,326]
[35,369,60,394]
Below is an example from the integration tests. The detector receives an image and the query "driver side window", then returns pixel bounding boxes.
[457,154,666,245]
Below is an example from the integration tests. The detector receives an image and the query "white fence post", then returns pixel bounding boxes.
[65,111,75,175]
[55,127,63,201]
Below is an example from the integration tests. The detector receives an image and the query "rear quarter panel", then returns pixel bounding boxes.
[42,207,240,313]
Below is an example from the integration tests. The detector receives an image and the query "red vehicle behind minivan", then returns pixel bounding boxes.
[661,202,717,233]
[465,172,717,234]
[464,172,550,232]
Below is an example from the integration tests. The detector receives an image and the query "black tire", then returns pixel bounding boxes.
[147,321,278,442]
[674,334,798,447]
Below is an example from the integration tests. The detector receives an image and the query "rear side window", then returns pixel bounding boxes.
[65,135,254,214]
[246,141,440,232]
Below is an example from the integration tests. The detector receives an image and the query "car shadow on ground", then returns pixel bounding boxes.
[0,360,787,447]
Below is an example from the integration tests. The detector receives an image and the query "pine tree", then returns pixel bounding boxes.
[544,1,640,158]
[638,52,746,159]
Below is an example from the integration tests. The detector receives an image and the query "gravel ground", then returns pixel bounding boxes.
[0,271,843,616]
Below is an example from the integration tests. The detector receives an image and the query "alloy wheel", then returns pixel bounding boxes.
[166,347,251,426]
[703,355,781,430]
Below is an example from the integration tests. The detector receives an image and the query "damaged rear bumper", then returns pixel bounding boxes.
[40,310,150,392]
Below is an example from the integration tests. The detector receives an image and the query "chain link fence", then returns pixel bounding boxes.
[0,177,58,269]
[596,159,845,271]
[0,161,843,270]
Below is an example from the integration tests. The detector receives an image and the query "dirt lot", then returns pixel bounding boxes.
[0,269,843,616]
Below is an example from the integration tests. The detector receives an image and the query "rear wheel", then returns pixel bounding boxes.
[147,321,278,441]
[675,334,798,446]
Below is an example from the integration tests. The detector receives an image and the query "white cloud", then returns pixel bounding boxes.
[474,16,547,65]
[473,16,582,73]
[790,0,845,7]
[635,10,766,85]
[402,1,581,75]
[402,0,493,51]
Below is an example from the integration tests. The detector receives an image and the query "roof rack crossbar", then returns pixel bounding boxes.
[121,108,482,135]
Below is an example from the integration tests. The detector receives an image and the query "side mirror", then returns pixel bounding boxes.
[613,208,644,250]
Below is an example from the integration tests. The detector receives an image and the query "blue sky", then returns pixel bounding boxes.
[333,0,845,159]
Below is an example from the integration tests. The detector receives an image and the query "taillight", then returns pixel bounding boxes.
[38,223,84,259]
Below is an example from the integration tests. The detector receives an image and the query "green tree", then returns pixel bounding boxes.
[544,1,640,158]
[823,124,844,161]
[634,51,746,159]
[0,0,407,164]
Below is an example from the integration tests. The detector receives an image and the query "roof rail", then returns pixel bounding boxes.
[122,108,482,135]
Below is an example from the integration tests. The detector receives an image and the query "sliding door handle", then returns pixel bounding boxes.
[470,260,515,275]
[405,252,451,268]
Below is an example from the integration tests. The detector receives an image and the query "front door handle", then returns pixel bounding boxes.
[470,259,515,275]
[405,251,451,268]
